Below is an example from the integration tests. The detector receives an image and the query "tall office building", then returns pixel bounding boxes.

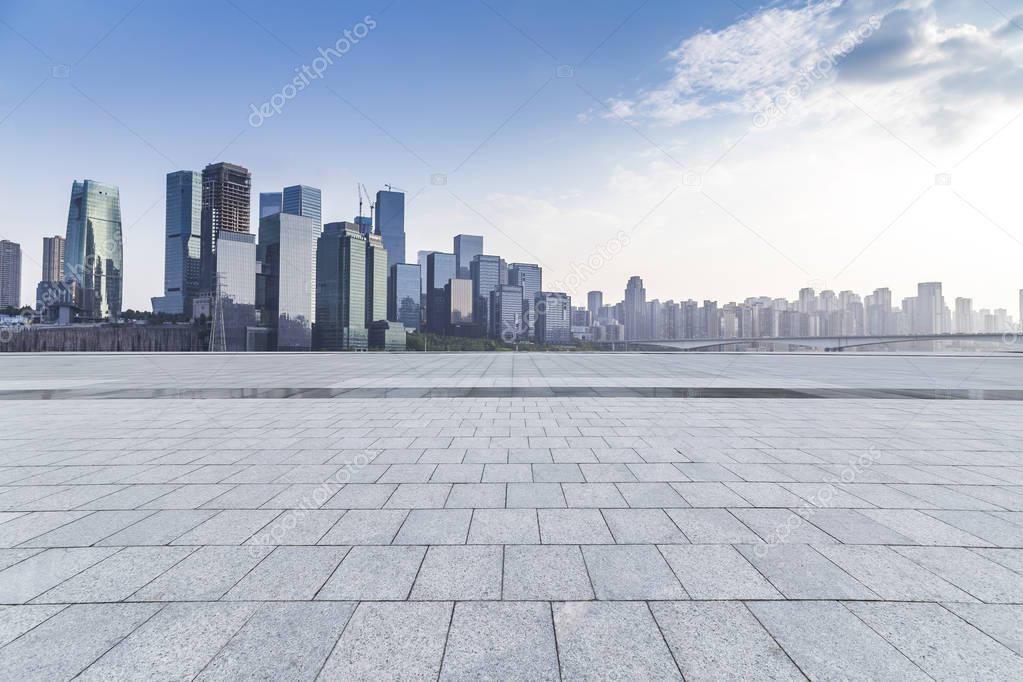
[64,180,123,319]
[508,262,541,339]
[445,278,474,332]
[417,250,436,294]
[200,162,251,294]
[491,284,524,342]
[0,240,21,309]
[282,185,322,225]
[536,291,571,345]
[454,234,483,280]
[916,282,944,334]
[365,232,388,325]
[954,298,974,334]
[470,254,502,335]
[376,189,405,273]
[587,291,603,322]
[259,192,282,219]
[41,236,65,283]
[258,212,318,351]
[315,222,368,350]
[211,231,257,351]
[154,171,202,315]
[623,276,646,340]
[426,252,456,334]
[866,287,892,335]
[389,263,421,331]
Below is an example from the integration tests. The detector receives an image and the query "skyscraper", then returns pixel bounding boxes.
[282,185,322,225]
[623,276,646,340]
[258,211,318,351]
[587,291,603,322]
[445,278,473,331]
[365,232,388,325]
[211,231,257,351]
[417,250,436,295]
[259,192,282,219]
[491,284,524,342]
[426,252,456,334]
[155,171,202,315]
[536,291,571,345]
[389,263,421,331]
[454,234,483,279]
[0,240,21,309]
[470,254,502,335]
[955,298,974,334]
[64,180,123,319]
[916,282,944,334]
[200,162,251,294]
[316,222,368,350]
[508,263,541,339]
[375,189,405,273]
[41,236,65,283]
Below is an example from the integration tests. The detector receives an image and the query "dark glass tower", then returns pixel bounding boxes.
[200,162,251,294]
[426,252,456,334]
[258,212,318,351]
[282,185,322,225]
[64,180,123,319]
[157,171,202,315]
[375,189,405,273]
[454,234,482,280]
[470,254,502,336]
[315,222,368,350]
[389,263,421,331]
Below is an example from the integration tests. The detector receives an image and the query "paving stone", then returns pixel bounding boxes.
[538,509,614,544]
[582,544,686,599]
[793,508,915,544]
[33,546,195,603]
[816,545,976,601]
[506,483,566,508]
[468,508,539,544]
[660,545,781,599]
[738,544,878,599]
[319,509,407,545]
[129,545,271,601]
[224,545,348,600]
[847,602,1022,681]
[247,508,344,545]
[894,546,1023,603]
[618,482,689,508]
[750,601,930,681]
[503,545,593,600]
[0,511,89,547]
[0,603,161,681]
[553,601,682,680]
[97,509,217,545]
[318,601,452,680]
[859,509,991,545]
[670,481,751,507]
[79,601,258,681]
[665,508,761,543]
[441,602,558,681]
[0,547,117,603]
[730,508,838,544]
[322,483,397,509]
[317,545,425,600]
[482,463,533,483]
[603,508,688,544]
[393,509,472,544]
[410,545,502,600]
[18,510,153,547]
[0,604,65,647]
[650,601,803,681]
[943,603,1023,656]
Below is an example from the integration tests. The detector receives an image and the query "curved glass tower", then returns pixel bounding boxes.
[64,180,123,320]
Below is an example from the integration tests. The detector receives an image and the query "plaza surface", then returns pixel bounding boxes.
[0,352,1021,680]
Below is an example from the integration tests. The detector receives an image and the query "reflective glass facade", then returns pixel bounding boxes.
[492,284,524,342]
[453,234,482,280]
[536,291,571,345]
[259,192,282,218]
[0,240,21,308]
[509,263,542,339]
[315,222,368,350]
[214,231,257,352]
[426,252,456,334]
[376,190,405,272]
[471,254,502,335]
[389,263,421,331]
[160,171,201,315]
[258,212,318,351]
[282,185,322,225]
[447,278,473,325]
[64,180,123,320]
[365,233,388,325]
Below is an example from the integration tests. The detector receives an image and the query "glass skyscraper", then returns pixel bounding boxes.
[508,262,541,340]
[258,212,318,351]
[64,179,123,320]
[0,240,21,309]
[156,171,202,315]
[282,185,322,225]
[365,232,388,326]
[212,231,257,352]
[536,291,571,345]
[376,189,405,273]
[492,284,524,342]
[426,252,456,334]
[389,263,421,331]
[315,222,368,350]
[470,254,502,336]
[454,234,483,280]
[259,192,282,219]
[201,162,251,294]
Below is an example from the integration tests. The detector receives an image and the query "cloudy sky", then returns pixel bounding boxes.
[2,0,1023,313]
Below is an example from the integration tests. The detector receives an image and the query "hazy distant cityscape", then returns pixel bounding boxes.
[0,162,1020,351]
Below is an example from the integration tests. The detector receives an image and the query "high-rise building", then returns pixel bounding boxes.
[200,162,251,294]
[282,185,322,225]
[954,297,974,334]
[623,276,645,340]
[508,262,541,339]
[454,234,483,279]
[211,231,257,351]
[258,211,318,351]
[491,283,524,342]
[64,180,123,319]
[417,250,436,295]
[426,252,456,334]
[154,171,202,315]
[1019,289,1023,333]
[470,254,502,335]
[445,278,473,331]
[375,189,405,273]
[315,222,368,350]
[389,263,421,331]
[41,236,65,283]
[915,282,944,334]
[587,291,603,322]
[866,287,892,335]
[259,192,282,219]
[365,232,388,326]
[536,291,571,345]
[0,240,21,309]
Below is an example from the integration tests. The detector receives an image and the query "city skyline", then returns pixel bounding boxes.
[3,1,1023,314]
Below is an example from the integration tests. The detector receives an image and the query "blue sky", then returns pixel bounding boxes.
[3,0,1023,313]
